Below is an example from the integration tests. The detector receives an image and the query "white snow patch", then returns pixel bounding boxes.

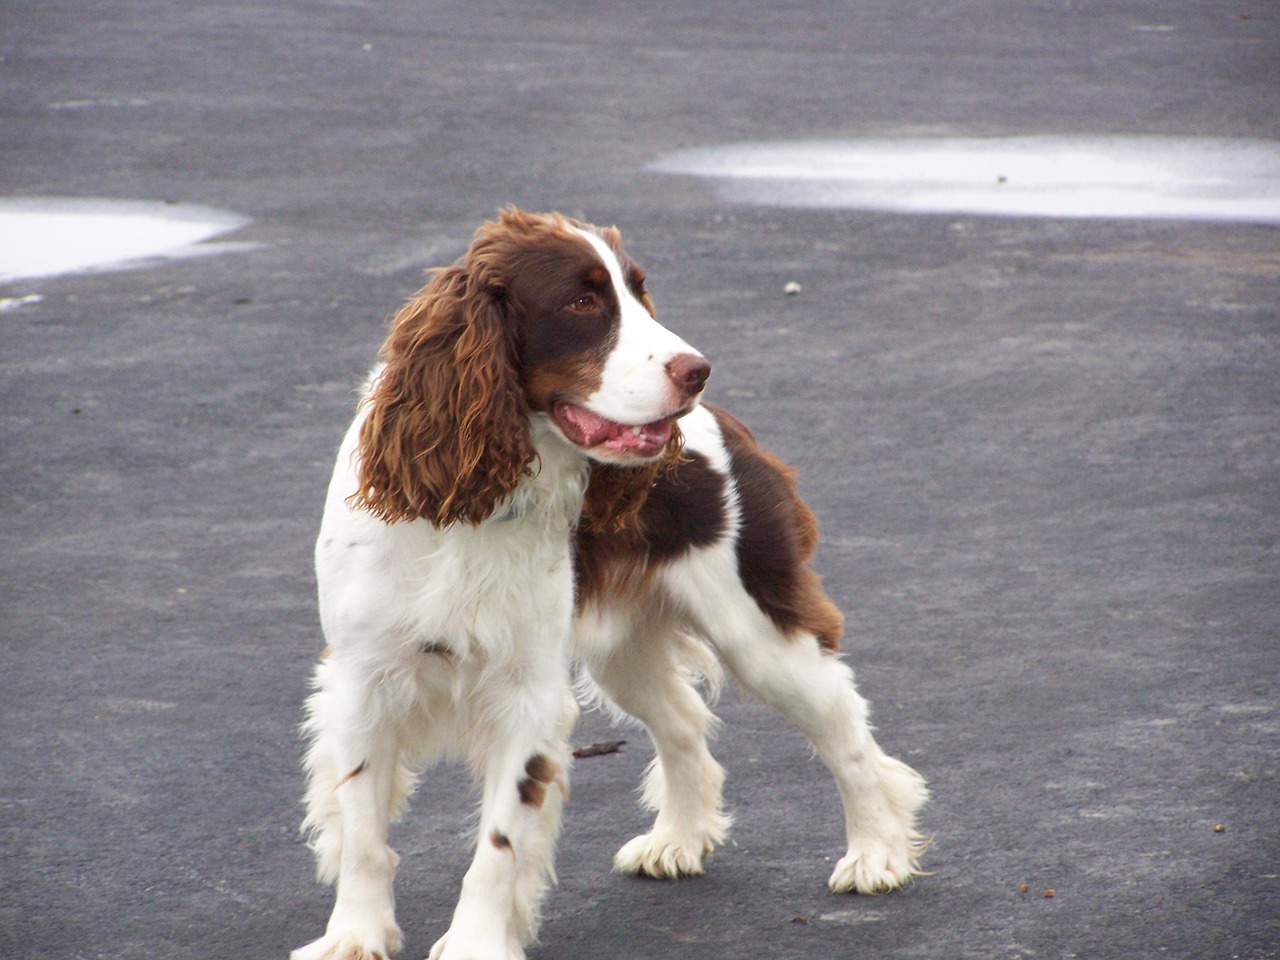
[0,198,259,284]
[648,136,1280,224]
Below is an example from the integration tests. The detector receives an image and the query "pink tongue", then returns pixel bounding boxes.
[554,404,672,455]
[606,418,673,454]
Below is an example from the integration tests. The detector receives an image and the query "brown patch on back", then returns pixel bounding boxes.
[710,405,844,651]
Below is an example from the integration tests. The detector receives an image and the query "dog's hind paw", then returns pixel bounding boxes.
[613,827,717,879]
[291,924,403,960]
[827,832,926,894]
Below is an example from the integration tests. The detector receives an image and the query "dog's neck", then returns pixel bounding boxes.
[487,414,590,531]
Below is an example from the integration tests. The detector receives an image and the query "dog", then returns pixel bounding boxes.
[293,208,927,960]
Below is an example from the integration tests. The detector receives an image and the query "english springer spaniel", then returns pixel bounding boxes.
[294,208,927,960]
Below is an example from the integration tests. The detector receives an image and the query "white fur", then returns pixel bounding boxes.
[296,409,586,960]
[295,236,925,960]
[295,219,710,960]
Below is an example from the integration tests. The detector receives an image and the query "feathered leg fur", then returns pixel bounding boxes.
[578,601,732,879]
[664,547,928,894]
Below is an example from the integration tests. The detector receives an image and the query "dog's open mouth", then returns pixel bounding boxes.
[552,402,675,458]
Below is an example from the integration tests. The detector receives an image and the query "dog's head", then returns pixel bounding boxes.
[352,207,710,528]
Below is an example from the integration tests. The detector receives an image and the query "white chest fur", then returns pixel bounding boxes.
[315,412,588,669]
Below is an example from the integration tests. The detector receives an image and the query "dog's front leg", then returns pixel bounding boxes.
[294,656,410,960]
[429,682,576,960]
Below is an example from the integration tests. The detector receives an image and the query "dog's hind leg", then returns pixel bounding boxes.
[578,601,732,879]
[731,630,928,894]
[666,554,928,894]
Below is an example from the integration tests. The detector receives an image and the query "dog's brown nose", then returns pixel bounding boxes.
[666,353,711,400]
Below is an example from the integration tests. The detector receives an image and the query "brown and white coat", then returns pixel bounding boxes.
[294,209,926,960]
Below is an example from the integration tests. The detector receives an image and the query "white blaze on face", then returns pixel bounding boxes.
[572,226,704,426]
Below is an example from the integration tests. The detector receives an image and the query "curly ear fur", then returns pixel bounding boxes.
[351,261,535,527]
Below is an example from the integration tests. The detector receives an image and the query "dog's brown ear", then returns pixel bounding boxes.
[351,262,535,527]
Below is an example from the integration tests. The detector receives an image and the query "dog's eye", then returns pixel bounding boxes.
[568,294,600,314]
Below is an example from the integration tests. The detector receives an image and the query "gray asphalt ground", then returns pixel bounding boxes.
[3,2,1278,958]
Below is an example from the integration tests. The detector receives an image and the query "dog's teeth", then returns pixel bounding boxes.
[632,425,642,436]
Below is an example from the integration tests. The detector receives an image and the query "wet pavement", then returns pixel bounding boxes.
[2,2,1278,958]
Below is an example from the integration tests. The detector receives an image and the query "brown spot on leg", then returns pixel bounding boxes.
[525,754,559,784]
[335,760,367,788]
[517,753,560,808]
[517,778,546,808]
[490,829,512,852]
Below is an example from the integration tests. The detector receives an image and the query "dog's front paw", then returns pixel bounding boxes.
[613,827,716,879]
[291,923,403,960]
[827,831,926,894]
